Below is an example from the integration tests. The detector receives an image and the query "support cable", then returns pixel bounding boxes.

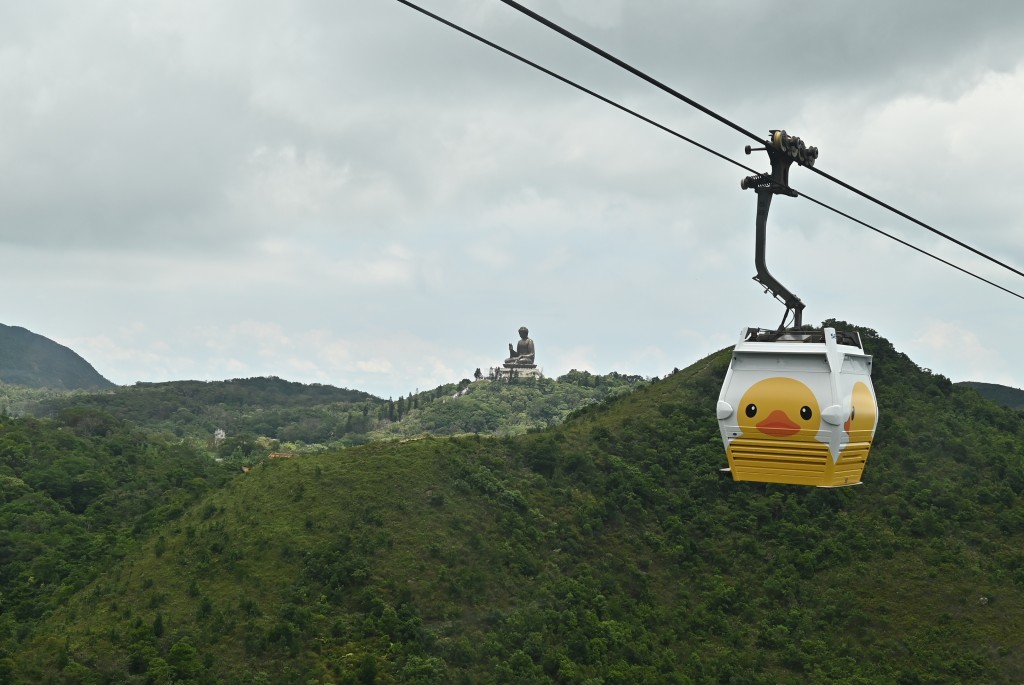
[807,165,1024,280]
[395,0,1024,303]
[498,0,764,145]
[798,191,1024,303]
[498,0,1024,282]
[394,0,757,176]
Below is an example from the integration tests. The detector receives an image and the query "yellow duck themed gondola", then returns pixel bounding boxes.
[716,131,879,487]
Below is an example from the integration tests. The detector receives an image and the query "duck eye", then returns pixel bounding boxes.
[745,404,757,418]
[850,406,856,420]
[800,406,813,421]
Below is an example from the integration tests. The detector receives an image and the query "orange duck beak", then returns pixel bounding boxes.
[757,410,800,437]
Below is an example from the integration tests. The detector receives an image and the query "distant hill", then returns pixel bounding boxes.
[32,376,381,444]
[957,381,1024,410]
[0,323,114,390]
[9,322,1024,684]
[31,372,646,448]
[370,370,647,440]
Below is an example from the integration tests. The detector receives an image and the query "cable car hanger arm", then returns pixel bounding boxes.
[741,131,818,330]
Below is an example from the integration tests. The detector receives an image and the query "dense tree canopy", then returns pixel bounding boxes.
[30,377,381,445]
[957,380,1024,410]
[0,411,231,674]
[4,325,1023,684]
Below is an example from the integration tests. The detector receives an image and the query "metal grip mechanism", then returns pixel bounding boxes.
[741,130,818,330]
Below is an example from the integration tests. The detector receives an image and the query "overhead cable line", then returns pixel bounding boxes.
[498,0,1024,283]
[797,191,1024,302]
[497,0,764,146]
[395,0,1024,303]
[807,164,1024,280]
[394,0,756,176]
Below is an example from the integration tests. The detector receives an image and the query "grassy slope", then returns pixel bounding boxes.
[15,328,1024,684]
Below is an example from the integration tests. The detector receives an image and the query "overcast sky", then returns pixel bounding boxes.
[3,1,1023,398]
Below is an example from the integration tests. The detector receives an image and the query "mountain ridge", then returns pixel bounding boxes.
[0,323,114,390]
[7,322,1024,683]
[957,380,1024,410]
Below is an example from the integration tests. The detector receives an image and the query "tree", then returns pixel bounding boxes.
[474,368,483,381]
[152,613,164,638]
[358,654,378,684]
[168,638,201,682]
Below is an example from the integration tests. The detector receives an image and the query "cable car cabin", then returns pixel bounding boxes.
[716,326,878,487]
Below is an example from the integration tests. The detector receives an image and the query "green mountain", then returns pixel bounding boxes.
[957,381,1024,410]
[32,376,382,445]
[0,323,115,390]
[5,323,1024,684]
[369,371,647,440]
[0,410,232,680]
[30,372,645,451]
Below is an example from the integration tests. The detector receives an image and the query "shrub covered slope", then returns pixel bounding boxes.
[7,324,1024,684]
[29,372,644,450]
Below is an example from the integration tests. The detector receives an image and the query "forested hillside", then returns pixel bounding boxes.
[369,371,645,440]
[7,323,1024,684]
[958,381,1024,410]
[29,372,646,451]
[29,377,381,446]
[0,410,232,681]
[0,382,78,418]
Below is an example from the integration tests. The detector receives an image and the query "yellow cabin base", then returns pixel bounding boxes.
[726,438,871,487]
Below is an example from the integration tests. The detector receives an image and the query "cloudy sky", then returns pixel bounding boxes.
[3,1,1024,398]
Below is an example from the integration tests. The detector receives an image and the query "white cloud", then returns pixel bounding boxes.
[355,359,394,375]
[549,345,597,375]
[3,0,1023,398]
[909,320,1010,384]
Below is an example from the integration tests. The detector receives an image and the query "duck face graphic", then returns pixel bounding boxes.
[737,377,822,441]
[843,380,877,439]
